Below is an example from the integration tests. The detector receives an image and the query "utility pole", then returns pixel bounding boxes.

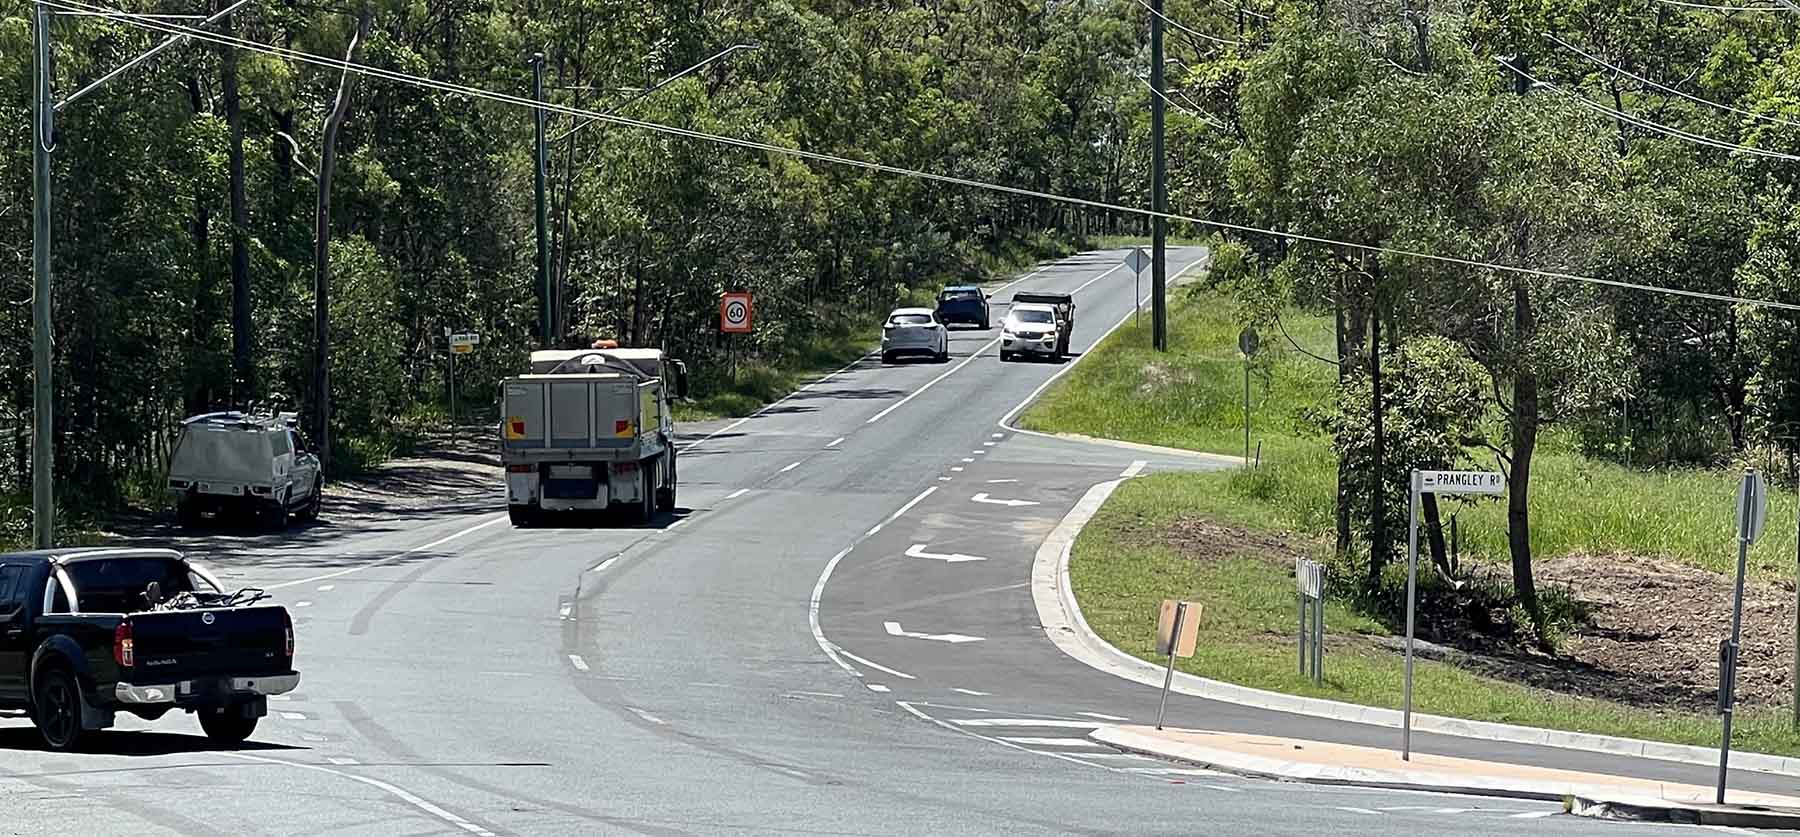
[1150,0,1168,352]
[532,53,552,348]
[1408,10,1430,73]
[32,2,54,548]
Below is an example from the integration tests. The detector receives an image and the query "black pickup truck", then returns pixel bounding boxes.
[0,548,298,750]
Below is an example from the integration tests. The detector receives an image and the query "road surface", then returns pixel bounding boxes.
[0,248,1730,835]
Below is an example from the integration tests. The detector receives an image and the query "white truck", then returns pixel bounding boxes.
[499,348,689,526]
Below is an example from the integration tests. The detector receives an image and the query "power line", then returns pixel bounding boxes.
[43,0,1800,315]
[1544,33,1800,131]
[1135,73,1232,130]
[1503,58,1800,162]
[1652,0,1788,10]
[1134,0,1243,46]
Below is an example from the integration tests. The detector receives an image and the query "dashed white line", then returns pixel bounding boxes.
[316,584,334,592]
[866,684,891,693]
[1206,785,1245,793]
[727,488,750,500]
[866,338,1005,424]
[827,437,845,448]
[567,654,590,672]
[225,752,497,837]
[268,515,508,590]
[1120,459,1147,477]
[986,478,1017,483]
[950,719,1102,729]
[626,707,667,725]
[983,441,997,447]
[839,649,917,680]
[951,688,989,696]
[1076,712,1131,721]
[687,350,876,451]
[787,691,844,699]
[295,601,312,608]
[991,433,1004,439]
[279,712,307,721]
[938,477,952,481]
[326,757,359,766]
[780,461,802,473]
[961,457,974,463]
[866,524,883,535]
[951,466,964,472]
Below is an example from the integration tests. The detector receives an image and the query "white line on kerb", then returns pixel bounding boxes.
[780,461,802,473]
[268,515,508,590]
[225,752,496,837]
[567,654,590,672]
[727,488,749,500]
[1120,460,1147,478]
[951,719,1102,728]
[838,648,915,680]
[1077,711,1131,721]
[827,437,845,448]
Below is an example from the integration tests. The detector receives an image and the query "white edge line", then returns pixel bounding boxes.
[827,437,845,448]
[726,488,750,500]
[866,684,891,693]
[886,486,938,523]
[809,547,862,678]
[894,701,1126,773]
[780,461,802,473]
[838,648,916,680]
[267,515,508,590]
[592,556,619,573]
[686,351,877,450]
[224,752,495,836]
[1119,460,1148,478]
[567,654,590,672]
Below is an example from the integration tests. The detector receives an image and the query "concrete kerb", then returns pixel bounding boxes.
[1569,795,1800,829]
[1029,478,1800,782]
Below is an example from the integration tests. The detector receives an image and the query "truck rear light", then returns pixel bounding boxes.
[283,610,295,659]
[506,464,535,474]
[615,420,631,434]
[113,620,134,668]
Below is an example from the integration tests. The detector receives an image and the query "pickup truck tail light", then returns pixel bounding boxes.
[506,464,535,474]
[283,610,295,659]
[113,620,134,668]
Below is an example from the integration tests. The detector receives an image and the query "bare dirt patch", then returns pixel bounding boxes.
[1153,515,1796,714]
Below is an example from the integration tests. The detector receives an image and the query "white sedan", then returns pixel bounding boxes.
[881,308,950,364]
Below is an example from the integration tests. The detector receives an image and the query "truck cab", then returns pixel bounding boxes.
[500,348,688,526]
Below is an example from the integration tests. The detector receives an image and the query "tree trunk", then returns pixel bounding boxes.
[1509,275,1545,641]
[1367,291,1389,592]
[1334,273,1352,557]
[223,9,254,405]
[1422,492,1449,575]
[311,8,370,476]
[185,75,215,416]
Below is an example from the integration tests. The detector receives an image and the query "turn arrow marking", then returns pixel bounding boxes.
[905,543,989,563]
[884,621,985,643]
[970,492,1039,507]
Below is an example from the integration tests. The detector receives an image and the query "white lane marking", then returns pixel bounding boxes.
[991,262,1055,296]
[1120,460,1147,477]
[668,518,688,530]
[866,524,883,536]
[827,437,845,448]
[687,351,877,450]
[1068,263,1127,295]
[810,547,861,678]
[838,649,916,680]
[316,584,334,592]
[992,433,1004,439]
[971,492,1039,507]
[986,479,1017,483]
[951,688,990,696]
[225,752,496,837]
[906,544,988,563]
[951,466,964,472]
[983,441,997,447]
[961,457,974,462]
[326,757,359,765]
[299,734,326,742]
[295,601,312,608]
[567,654,590,672]
[626,707,666,725]
[884,621,985,643]
[1079,752,1163,761]
[866,684,891,693]
[938,476,952,481]
[866,337,1003,424]
[1076,712,1131,721]
[788,691,844,699]
[726,488,750,500]
[1509,811,1557,820]
[1337,807,1384,816]
[887,486,938,521]
[897,701,1123,772]
[996,253,1209,434]
[689,682,732,689]
[590,556,619,574]
[268,515,508,590]
[972,450,986,455]
[269,694,291,701]
[279,712,307,721]
[950,719,1102,728]
[1432,808,1478,814]
[780,461,802,473]
[1207,785,1246,793]
[999,737,1104,747]
[1119,767,1230,777]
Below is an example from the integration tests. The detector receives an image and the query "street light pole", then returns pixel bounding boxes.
[532,52,552,348]
[32,2,54,548]
[1150,0,1169,352]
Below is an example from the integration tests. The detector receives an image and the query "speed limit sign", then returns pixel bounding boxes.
[720,292,753,333]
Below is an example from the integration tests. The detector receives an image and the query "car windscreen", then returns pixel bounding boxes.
[63,557,210,613]
[939,290,980,301]
[889,314,934,326]
[1010,309,1055,325]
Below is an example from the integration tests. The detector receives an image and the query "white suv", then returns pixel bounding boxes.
[167,412,322,529]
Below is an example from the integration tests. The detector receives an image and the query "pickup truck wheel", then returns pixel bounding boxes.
[198,708,258,744]
[177,500,202,529]
[999,351,1012,363]
[980,317,990,330]
[300,478,322,521]
[32,669,84,752]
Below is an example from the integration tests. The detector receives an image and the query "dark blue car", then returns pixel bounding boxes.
[935,285,990,329]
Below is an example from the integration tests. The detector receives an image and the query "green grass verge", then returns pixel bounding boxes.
[1072,474,1800,756]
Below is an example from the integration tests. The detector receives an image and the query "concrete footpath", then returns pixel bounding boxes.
[1095,725,1800,829]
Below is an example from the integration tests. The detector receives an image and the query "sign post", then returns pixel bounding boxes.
[1239,328,1259,465]
[1155,599,1201,729]
[1297,558,1324,683]
[1719,468,1768,804]
[1125,248,1150,322]
[446,332,479,424]
[1404,469,1506,760]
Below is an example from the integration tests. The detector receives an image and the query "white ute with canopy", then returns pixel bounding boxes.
[499,347,688,526]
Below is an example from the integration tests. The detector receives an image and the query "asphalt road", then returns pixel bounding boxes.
[0,248,1730,835]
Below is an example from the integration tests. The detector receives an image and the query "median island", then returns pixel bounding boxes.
[1022,284,1800,758]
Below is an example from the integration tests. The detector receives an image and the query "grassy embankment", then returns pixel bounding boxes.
[1022,287,1800,756]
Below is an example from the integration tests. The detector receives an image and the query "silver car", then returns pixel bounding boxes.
[881,307,950,364]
